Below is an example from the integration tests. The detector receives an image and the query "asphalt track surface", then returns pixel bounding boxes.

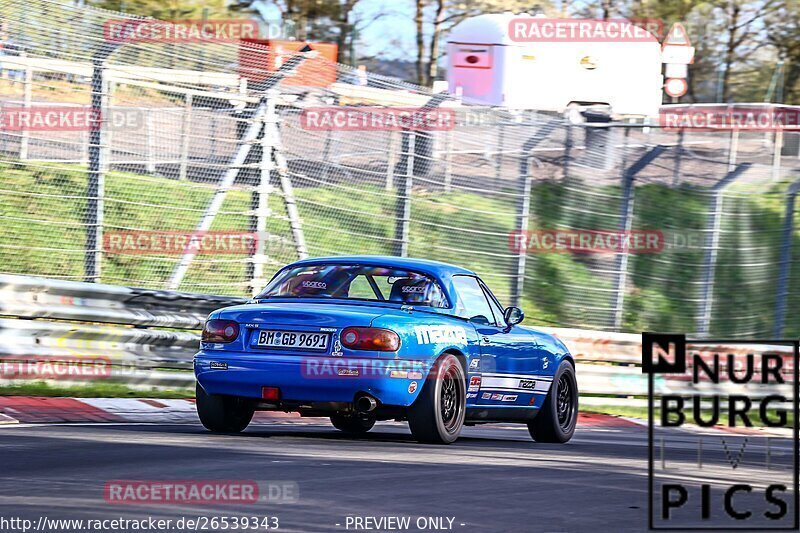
[0,419,794,533]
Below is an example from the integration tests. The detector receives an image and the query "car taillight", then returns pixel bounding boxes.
[340,327,400,352]
[202,319,239,343]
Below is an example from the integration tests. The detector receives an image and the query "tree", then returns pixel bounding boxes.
[88,0,229,19]
[415,0,425,85]
[426,0,444,83]
[714,0,777,102]
[607,0,777,102]
[334,0,358,64]
[766,0,800,102]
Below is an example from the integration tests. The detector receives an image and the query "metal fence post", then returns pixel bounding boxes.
[495,120,506,181]
[145,111,156,173]
[510,119,558,306]
[19,54,32,160]
[773,179,800,337]
[610,146,666,330]
[321,128,334,182]
[393,130,414,257]
[772,130,784,182]
[727,130,739,171]
[443,128,453,193]
[616,125,631,176]
[210,112,218,160]
[511,156,533,308]
[389,94,451,257]
[611,169,635,331]
[178,93,193,181]
[563,122,573,179]
[696,163,751,336]
[672,130,684,187]
[85,43,119,282]
[385,130,397,190]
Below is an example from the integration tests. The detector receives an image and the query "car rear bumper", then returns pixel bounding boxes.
[194,351,431,407]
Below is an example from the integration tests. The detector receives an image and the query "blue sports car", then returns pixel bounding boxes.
[194,256,578,444]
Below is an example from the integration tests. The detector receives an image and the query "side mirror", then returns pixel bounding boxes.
[503,306,524,326]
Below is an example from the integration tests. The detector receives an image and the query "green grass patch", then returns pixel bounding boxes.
[582,404,650,420]
[582,403,793,428]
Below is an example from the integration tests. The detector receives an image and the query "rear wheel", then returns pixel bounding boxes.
[330,413,375,434]
[407,353,466,444]
[196,383,255,433]
[528,361,578,443]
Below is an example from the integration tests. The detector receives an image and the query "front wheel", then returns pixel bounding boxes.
[528,361,578,443]
[330,413,375,434]
[196,383,255,433]
[407,353,466,444]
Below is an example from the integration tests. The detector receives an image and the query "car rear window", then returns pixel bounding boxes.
[256,264,448,307]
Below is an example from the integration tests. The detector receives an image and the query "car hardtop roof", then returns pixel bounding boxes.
[288,255,476,279]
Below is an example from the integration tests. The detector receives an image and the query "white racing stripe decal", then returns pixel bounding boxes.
[482,388,547,395]
[479,376,551,394]
[480,372,553,381]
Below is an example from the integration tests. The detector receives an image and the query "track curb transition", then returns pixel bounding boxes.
[0,397,785,436]
[0,396,642,428]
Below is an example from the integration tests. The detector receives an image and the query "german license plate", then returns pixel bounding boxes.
[253,330,329,351]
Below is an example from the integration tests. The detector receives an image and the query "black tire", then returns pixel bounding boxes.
[407,353,466,444]
[330,413,376,434]
[528,361,578,443]
[195,383,255,433]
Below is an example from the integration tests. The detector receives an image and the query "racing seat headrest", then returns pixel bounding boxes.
[282,273,329,297]
[389,278,430,304]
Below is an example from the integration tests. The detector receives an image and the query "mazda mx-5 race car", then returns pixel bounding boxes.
[194,256,578,444]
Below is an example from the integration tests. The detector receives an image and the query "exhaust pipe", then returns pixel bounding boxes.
[355,395,377,413]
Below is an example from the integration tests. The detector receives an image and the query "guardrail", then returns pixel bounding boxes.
[540,327,795,408]
[0,274,245,389]
[0,275,791,403]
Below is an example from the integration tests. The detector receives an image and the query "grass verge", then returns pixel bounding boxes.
[0,381,194,399]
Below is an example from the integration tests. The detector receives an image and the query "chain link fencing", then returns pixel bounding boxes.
[1,0,800,338]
